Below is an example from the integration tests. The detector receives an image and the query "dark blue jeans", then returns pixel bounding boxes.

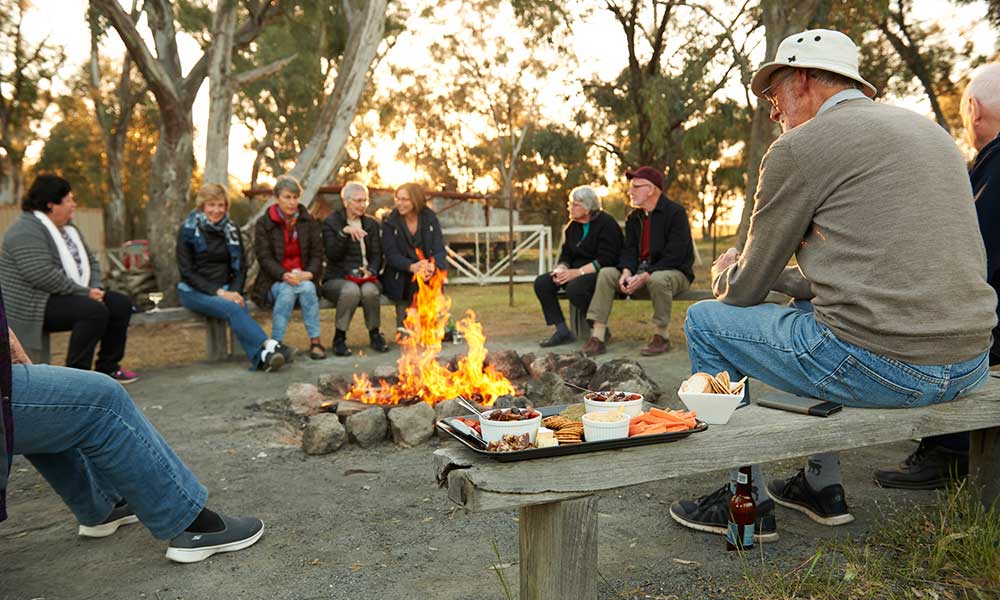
[178,284,268,368]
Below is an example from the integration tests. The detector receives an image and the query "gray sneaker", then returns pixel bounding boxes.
[165,514,264,563]
[78,502,140,538]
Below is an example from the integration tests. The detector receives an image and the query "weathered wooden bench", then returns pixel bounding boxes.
[566,289,788,338]
[433,377,1000,600]
[32,295,397,364]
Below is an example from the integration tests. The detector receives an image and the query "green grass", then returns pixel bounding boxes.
[739,483,1000,600]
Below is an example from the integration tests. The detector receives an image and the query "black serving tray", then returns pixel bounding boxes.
[436,404,708,462]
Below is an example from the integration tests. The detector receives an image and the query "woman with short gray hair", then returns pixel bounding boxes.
[533,185,623,347]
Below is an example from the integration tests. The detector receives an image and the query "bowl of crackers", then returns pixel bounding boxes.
[677,371,746,425]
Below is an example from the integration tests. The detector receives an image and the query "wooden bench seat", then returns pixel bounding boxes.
[35,295,396,364]
[433,378,1000,599]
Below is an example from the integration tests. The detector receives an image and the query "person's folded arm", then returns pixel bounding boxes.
[617,215,640,272]
[253,218,287,280]
[595,219,624,268]
[771,265,814,300]
[714,140,819,306]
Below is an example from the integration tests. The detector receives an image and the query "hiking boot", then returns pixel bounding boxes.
[640,334,671,356]
[581,336,607,357]
[370,330,390,353]
[260,346,285,372]
[539,329,576,348]
[165,513,265,564]
[873,441,968,490]
[78,501,139,538]
[668,484,778,542]
[767,469,854,526]
[332,330,352,357]
[110,368,140,384]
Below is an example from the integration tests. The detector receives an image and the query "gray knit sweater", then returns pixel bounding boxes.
[0,213,102,353]
[715,98,997,365]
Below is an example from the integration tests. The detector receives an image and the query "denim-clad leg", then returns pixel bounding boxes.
[684,300,990,492]
[179,287,268,366]
[11,365,207,539]
[270,281,322,341]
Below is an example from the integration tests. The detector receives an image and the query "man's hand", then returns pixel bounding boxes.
[623,271,651,295]
[410,260,434,281]
[9,327,31,364]
[617,269,633,294]
[711,247,740,280]
[342,225,367,242]
[88,288,105,302]
[217,290,245,307]
[283,270,303,286]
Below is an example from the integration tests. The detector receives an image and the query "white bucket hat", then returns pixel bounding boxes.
[750,29,877,99]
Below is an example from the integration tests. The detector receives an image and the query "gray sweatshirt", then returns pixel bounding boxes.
[715,98,997,365]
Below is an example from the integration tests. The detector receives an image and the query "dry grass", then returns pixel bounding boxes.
[47,238,722,371]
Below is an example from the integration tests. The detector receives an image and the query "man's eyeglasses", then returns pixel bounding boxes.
[762,69,797,104]
[628,183,652,192]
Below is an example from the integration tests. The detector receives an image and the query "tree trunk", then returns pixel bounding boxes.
[147,119,195,303]
[0,154,23,205]
[288,0,388,207]
[736,0,827,248]
[204,0,238,186]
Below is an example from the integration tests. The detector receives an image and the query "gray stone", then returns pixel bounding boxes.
[286,383,327,417]
[434,399,473,438]
[371,365,398,385]
[346,407,389,448]
[388,402,436,448]
[486,349,528,381]
[528,352,596,389]
[317,372,353,396]
[523,372,576,408]
[519,352,536,373]
[301,413,347,455]
[493,394,529,409]
[589,359,662,401]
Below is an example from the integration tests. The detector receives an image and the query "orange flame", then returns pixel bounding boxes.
[344,255,515,407]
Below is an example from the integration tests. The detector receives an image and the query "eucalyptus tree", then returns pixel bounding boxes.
[0,0,65,204]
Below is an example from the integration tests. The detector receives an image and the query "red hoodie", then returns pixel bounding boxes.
[269,204,302,272]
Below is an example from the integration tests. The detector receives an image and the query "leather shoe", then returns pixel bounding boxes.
[640,334,671,356]
[540,329,575,348]
[581,336,606,357]
[873,442,968,490]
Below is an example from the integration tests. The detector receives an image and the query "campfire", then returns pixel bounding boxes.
[344,262,515,407]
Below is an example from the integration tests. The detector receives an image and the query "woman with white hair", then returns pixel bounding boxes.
[533,185,623,347]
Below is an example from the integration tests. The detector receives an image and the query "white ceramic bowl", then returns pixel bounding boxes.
[677,383,744,425]
[583,392,645,417]
[478,409,542,443]
[582,411,630,442]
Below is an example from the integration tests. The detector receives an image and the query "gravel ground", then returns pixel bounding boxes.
[0,337,939,600]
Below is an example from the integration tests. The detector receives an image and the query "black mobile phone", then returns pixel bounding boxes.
[756,392,843,417]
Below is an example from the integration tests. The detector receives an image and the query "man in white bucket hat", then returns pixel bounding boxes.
[669,29,996,543]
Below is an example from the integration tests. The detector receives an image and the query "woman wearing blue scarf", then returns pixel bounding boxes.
[176,184,286,371]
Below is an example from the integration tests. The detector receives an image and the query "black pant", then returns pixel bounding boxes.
[44,290,133,374]
[533,272,598,326]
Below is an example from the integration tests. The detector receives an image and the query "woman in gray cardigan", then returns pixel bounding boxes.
[0,175,138,383]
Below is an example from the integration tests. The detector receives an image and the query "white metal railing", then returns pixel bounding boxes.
[443,225,552,285]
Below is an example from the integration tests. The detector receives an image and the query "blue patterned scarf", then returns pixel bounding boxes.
[181,210,241,277]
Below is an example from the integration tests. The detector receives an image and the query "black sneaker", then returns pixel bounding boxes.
[370,331,390,353]
[260,347,285,372]
[332,334,352,357]
[277,342,295,364]
[78,502,139,538]
[669,484,779,542]
[767,469,854,526]
[873,441,968,490]
[165,513,264,563]
[539,329,576,348]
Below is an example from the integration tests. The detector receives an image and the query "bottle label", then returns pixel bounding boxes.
[736,472,748,485]
[726,522,755,549]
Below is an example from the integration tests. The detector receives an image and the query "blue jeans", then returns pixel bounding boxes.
[10,364,206,539]
[685,300,990,408]
[178,284,268,368]
[270,280,322,341]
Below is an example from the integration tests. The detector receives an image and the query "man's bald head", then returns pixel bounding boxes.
[961,63,1000,151]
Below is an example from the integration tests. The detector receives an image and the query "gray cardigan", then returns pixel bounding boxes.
[0,213,102,353]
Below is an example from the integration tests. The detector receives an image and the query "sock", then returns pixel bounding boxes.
[554,322,570,336]
[729,465,769,503]
[592,323,607,342]
[805,452,842,490]
[185,507,225,534]
[655,324,669,338]
[335,329,347,341]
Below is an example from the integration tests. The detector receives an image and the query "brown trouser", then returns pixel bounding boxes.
[586,267,691,330]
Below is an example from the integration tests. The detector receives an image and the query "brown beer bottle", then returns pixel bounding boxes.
[726,466,756,551]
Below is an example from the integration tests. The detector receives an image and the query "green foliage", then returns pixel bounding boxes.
[518,124,602,230]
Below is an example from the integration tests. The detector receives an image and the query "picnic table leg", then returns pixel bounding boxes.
[519,495,598,600]
[206,318,229,362]
[969,426,1000,509]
